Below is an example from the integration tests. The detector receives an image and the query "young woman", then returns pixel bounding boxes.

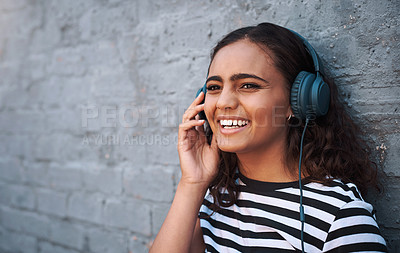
[150,23,387,252]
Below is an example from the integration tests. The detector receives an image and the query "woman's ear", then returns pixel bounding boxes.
[286,107,294,120]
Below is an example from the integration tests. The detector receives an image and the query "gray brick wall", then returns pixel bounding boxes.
[0,0,398,252]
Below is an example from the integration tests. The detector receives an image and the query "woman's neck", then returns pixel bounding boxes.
[236,141,296,183]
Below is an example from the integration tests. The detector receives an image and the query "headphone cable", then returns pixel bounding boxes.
[299,117,309,253]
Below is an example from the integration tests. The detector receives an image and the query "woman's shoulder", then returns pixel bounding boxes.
[310,179,388,252]
[303,178,366,206]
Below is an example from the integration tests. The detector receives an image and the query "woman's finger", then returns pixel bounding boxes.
[195,115,207,144]
[182,104,205,123]
[178,119,205,143]
[195,115,206,134]
[189,91,205,109]
[182,91,205,121]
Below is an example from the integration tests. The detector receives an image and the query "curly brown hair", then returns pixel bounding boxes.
[205,22,378,209]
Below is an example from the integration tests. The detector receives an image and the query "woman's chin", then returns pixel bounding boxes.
[216,136,248,153]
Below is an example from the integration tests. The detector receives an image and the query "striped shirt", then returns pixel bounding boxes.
[199,173,387,252]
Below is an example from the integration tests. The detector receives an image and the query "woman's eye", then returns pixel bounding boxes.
[206,85,221,91]
[241,83,260,89]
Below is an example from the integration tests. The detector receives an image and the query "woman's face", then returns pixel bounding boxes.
[204,39,292,154]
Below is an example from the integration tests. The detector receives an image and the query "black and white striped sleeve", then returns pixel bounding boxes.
[322,200,387,252]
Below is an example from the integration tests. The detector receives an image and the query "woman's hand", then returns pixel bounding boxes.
[178,92,219,188]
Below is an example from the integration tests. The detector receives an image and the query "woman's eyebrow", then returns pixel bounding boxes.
[206,73,269,84]
[206,75,223,84]
[230,73,269,84]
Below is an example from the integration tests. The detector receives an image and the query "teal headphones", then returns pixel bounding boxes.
[196,29,330,121]
[289,29,330,120]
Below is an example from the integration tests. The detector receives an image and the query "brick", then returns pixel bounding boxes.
[48,166,83,191]
[135,58,194,98]
[60,136,100,163]
[38,241,80,253]
[0,0,30,12]
[0,227,37,253]
[381,228,400,253]
[44,109,82,134]
[1,86,31,109]
[59,77,91,107]
[123,167,175,202]
[114,139,147,165]
[78,2,139,41]
[0,135,7,155]
[1,35,31,64]
[159,18,214,56]
[82,168,122,195]
[0,184,36,210]
[383,133,400,177]
[370,178,400,230]
[26,77,65,108]
[0,158,23,183]
[29,14,61,54]
[49,220,84,250]
[0,110,47,134]
[67,192,103,224]
[3,135,34,161]
[103,198,151,235]
[22,163,50,187]
[127,22,163,62]
[0,182,11,205]
[1,2,41,36]
[144,135,180,166]
[87,228,128,253]
[136,0,187,23]
[47,47,88,77]
[0,206,50,238]
[129,234,152,253]
[0,62,19,90]
[341,86,400,105]
[25,54,48,82]
[37,188,67,217]
[33,134,65,161]
[85,40,122,69]
[87,66,136,99]
[116,34,137,65]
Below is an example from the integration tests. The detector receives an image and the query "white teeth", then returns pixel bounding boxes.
[220,119,249,128]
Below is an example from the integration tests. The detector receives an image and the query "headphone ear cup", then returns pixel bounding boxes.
[291,71,330,120]
[310,76,330,117]
[291,71,316,120]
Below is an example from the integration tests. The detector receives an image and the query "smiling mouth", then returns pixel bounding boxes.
[219,119,249,129]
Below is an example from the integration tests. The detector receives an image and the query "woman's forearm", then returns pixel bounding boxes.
[150,181,208,253]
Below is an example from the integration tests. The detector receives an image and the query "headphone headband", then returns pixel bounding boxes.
[288,29,323,75]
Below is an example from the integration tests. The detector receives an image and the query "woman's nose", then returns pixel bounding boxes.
[216,87,239,110]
